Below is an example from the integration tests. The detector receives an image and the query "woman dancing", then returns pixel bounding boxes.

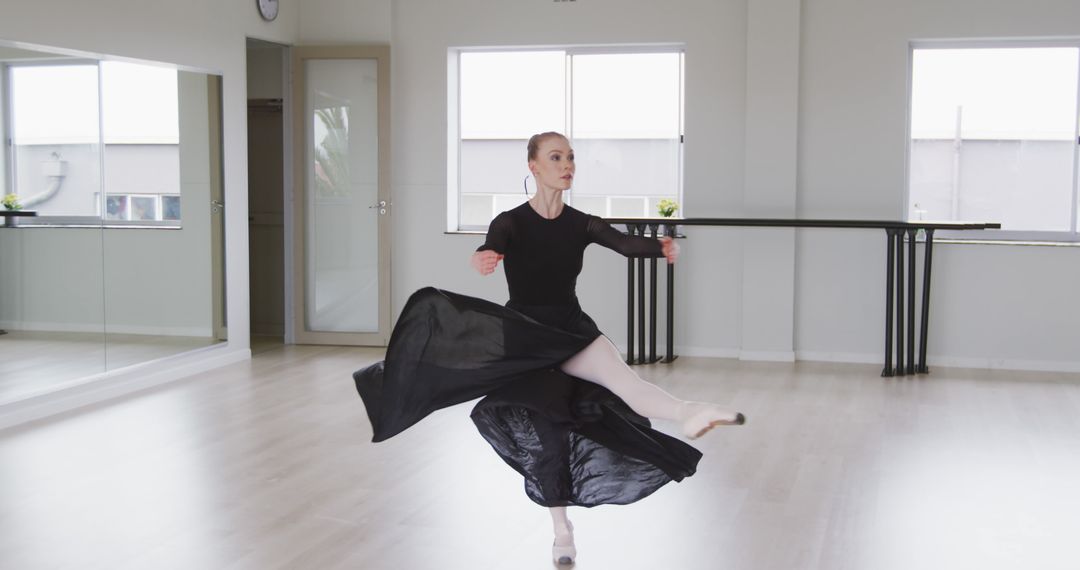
[354,132,744,566]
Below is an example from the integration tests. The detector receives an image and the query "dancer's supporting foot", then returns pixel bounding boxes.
[550,507,576,565]
[560,337,745,439]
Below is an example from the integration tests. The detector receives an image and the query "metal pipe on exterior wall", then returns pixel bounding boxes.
[951,105,963,220]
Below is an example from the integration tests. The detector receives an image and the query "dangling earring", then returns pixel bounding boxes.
[523,175,530,196]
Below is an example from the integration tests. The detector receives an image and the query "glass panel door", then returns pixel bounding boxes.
[292,46,390,345]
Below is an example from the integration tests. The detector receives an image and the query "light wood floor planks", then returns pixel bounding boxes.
[1,346,1079,570]
[0,331,222,402]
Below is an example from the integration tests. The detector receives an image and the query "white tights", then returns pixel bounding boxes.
[559,336,685,421]
[550,506,573,542]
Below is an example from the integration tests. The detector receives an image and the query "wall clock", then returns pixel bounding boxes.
[257,0,279,21]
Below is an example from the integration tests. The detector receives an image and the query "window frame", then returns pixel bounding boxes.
[448,44,686,232]
[905,38,1080,243]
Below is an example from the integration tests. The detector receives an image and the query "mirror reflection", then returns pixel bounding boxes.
[0,43,226,403]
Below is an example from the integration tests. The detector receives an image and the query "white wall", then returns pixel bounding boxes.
[795,0,1080,370]
[297,0,392,44]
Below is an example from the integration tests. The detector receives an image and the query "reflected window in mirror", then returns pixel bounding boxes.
[4,60,182,225]
[0,41,226,406]
[97,192,180,221]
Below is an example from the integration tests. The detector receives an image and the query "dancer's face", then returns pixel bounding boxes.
[529,136,575,192]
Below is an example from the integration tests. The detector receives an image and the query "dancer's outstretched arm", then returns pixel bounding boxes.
[586,216,679,263]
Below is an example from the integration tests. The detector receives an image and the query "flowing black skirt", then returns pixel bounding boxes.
[352,287,702,507]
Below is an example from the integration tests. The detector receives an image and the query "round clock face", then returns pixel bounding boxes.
[257,0,279,21]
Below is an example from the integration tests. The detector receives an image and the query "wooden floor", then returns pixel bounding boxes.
[1,346,1079,570]
[0,331,222,402]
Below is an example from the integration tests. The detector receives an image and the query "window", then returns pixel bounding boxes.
[908,44,1080,240]
[99,193,179,221]
[3,60,181,225]
[451,48,684,230]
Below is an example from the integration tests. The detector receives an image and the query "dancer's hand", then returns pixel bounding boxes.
[471,250,504,275]
[661,236,679,264]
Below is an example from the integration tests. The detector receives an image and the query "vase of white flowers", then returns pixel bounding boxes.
[2,194,21,211]
[3,194,23,227]
[657,198,679,218]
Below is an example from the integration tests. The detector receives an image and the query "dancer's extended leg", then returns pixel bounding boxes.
[560,336,744,438]
[561,337,682,419]
[549,507,576,565]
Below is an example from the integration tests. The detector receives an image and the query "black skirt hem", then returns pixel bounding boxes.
[353,287,702,507]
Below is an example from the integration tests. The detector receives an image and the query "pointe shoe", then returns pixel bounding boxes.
[681,403,746,440]
[552,542,576,566]
[552,522,576,566]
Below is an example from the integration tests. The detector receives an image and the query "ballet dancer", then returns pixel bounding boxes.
[354,131,744,567]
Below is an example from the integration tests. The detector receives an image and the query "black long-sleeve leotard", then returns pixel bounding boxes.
[477,202,662,306]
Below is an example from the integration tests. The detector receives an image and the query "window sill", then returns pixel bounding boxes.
[1,214,181,229]
[445,229,687,239]
[935,238,1080,247]
[445,230,487,236]
[3,221,182,230]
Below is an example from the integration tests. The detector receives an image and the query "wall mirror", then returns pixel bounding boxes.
[0,41,226,404]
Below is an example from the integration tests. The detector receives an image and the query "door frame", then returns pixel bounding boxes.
[290,45,391,346]
[208,74,227,341]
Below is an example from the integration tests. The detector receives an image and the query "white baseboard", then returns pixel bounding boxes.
[626,344,1080,374]
[675,346,741,359]
[614,344,741,360]
[0,321,103,334]
[796,350,1080,374]
[0,344,251,431]
[738,349,796,362]
[106,324,214,337]
[0,320,213,337]
[617,343,743,360]
[619,345,803,362]
[925,355,1080,374]
[794,351,885,365]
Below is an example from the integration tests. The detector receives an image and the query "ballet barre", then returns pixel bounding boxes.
[605,218,1000,377]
